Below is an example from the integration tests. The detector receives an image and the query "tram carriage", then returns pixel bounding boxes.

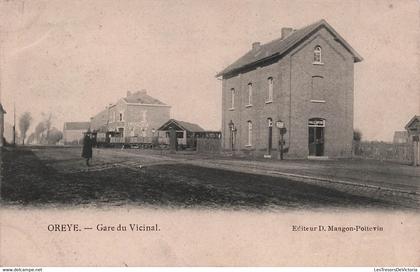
[89,130,163,149]
[89,119,221,150]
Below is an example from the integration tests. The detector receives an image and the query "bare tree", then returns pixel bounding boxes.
[19,112,32,145]
[44,113,53,140]
[27,133,36,145]
[35,121,46,143]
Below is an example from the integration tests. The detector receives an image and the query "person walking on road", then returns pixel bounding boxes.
[82,133,93,166]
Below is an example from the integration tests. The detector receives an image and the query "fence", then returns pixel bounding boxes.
[196,138,222,154]
[353,141,413,163]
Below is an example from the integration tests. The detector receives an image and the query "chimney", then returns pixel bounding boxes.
[281,27,293,39]
[252,42,261,51]
[127,91,131,97]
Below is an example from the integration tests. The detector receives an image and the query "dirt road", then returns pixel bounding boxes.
[1,146,418,210]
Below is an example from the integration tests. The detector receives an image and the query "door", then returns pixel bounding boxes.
[267,118,273,155]
[308,119,325,156]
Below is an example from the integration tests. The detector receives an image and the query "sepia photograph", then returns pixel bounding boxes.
[0,0,419,269]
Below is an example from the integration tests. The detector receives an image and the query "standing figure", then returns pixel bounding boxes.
[82,133,93,166]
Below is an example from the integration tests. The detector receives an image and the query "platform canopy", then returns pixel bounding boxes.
[157,119,204,133]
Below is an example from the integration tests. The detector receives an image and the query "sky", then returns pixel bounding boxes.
[0,0,419,141]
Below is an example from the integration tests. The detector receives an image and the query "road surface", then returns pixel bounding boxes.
[1,146,418,210]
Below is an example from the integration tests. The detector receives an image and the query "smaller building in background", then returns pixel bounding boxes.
[0,103,6,146]
[90,90,171,139]
[157,119,221,149]
[393,131,409,144]
[63,122,91,145]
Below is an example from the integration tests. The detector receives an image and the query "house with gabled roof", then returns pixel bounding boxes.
[63,121,91,145]
[217,19,362,158]
[405,115,420,135]
[90,90,171,138]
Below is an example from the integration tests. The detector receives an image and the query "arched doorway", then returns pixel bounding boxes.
[308,118,325,156]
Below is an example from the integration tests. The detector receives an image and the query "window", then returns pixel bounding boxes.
[247,121,253,146]
[119,112,123,121]
[313,46,322,64]
[311,76,325,102]
[247,83,253,106]
[266,77,273,103]
[230,88,235,109]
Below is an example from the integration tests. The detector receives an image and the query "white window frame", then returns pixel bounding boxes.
[229,88,235,110]
[119,112,123,122]
[246,121,253,146]
[313,46,323,65]
[266,77,273,103]
[246,83,253,107]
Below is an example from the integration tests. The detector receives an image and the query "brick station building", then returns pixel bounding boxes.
[217,19,363,158]
[90,90,171,138]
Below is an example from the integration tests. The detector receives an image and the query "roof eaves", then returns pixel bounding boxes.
[216,52,281,78]
[216,19,363,77]
[0,103,6,114]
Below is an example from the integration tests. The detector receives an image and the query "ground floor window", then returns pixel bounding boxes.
[247,121,252,146]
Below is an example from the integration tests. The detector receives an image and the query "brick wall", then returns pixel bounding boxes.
[90,108,109,131]
[93,99,171,138]
[124,104,170,137]
[288,28,354,158]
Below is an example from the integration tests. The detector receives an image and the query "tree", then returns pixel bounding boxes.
[353,129,362,142]
[43,113,53,141]
[27,133,36,145]
[19,112,32,145]
[34,122,46,143]
[46,127,63,144]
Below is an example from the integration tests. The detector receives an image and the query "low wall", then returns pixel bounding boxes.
[353,141,413,163]
[196,138,222,154]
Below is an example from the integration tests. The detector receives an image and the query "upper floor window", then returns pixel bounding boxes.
[313,46,322,64]
[247,83,253,106]
[230,88,235,109]
[311,76,326,103]
[266,77,273,103]
[119,112,123,121]
[247,121,253,146]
